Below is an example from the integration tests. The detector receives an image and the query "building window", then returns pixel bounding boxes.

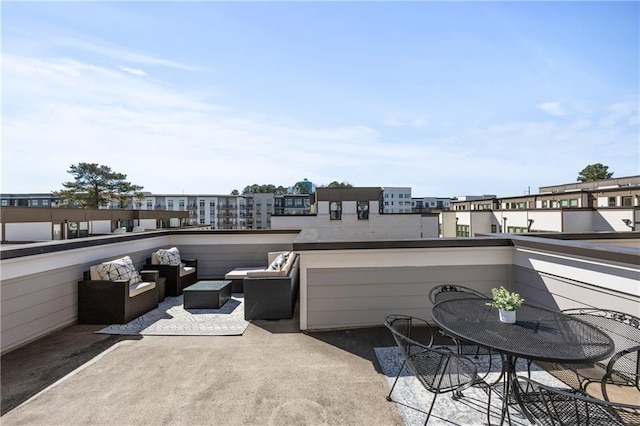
[456,225,470,237]
[608,197,616,207]
[508,226,528,234]
[330,201,342,220]
[560,200,569,208]
[399,194,403,199]
[357,201,369,220]
[622,196,632,207]
[491,225,498,233]
[179,200,185,210]
[1,200,8,206]
[541,200,548,208]
[569,199,578,207]
[168,200,174,209]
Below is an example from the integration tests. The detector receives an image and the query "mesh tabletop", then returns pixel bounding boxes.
[431,299,614,363]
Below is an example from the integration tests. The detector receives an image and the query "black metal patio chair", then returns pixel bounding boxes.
[516,376,640,425]
[428,285,500,373]
[537,309,640,400]
[384,314,492,425]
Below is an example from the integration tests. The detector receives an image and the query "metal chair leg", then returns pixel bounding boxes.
[386,359,407,401]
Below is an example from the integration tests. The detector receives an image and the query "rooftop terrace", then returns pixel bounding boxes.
[1,229,638,424]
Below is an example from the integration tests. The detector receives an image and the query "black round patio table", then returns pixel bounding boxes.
[431,298,614,424]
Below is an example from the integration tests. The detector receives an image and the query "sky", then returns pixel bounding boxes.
[2,1,639,198]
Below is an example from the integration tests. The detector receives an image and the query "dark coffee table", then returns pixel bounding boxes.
[183,280,232,309]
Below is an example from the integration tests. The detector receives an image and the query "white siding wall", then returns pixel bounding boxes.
[139,219,157,230]
[512,243,640,315]
[593,209,636,232]
[527,211,562,232]
[271,207,439,240]
[562,210,594,233]
[4,223,51,241]
[299,246,513,330]
[420,216,439,238]
[90,220,112,234]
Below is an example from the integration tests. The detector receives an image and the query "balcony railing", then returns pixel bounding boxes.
[1,230,638,354]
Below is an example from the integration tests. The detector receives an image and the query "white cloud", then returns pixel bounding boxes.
[118,66,147,77]
[2,52,638,198]
[600,101,639,127]
[54,36,204,72]
[537,101,565,117]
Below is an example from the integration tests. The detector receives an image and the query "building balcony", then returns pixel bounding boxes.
[1,230,638,423]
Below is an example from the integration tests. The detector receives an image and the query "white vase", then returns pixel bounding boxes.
[499,309,516,324]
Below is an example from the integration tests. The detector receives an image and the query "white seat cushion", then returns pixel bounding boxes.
[179,266,196,277]
[129,281,156,297]
[225,267,267,280]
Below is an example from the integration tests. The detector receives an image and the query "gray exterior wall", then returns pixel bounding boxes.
[306,264,509,329]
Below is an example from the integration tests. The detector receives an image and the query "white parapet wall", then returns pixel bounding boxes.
[511,236,640,315]
[296,240,514,330]
[0,230,301,354]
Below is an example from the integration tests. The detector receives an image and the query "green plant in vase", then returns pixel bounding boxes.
[486,286,524,323]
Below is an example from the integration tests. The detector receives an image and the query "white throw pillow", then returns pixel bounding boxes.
[156,247,182,266]
[268,252,289,271]
[96,256,142,284]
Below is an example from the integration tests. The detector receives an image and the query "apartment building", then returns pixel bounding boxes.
[0,193,61,208]
[381,187,412,213]
[271,187,440,240]
[410,196,452,213]
[443,175,640,237]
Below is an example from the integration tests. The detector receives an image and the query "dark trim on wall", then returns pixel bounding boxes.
[0,229,302,260]
[509,235,640,265]
[293,237,514,251]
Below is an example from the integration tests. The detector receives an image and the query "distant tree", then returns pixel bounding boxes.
[241,184,287,194]
[327,181,354,188]
[577,163,613,182]
[53,163,144,209]
[231,189,239,195]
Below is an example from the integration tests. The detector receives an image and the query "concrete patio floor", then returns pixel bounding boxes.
[1,311,421,426]
[3,309,637,426]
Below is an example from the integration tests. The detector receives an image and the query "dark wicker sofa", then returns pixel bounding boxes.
[243,254,300,321]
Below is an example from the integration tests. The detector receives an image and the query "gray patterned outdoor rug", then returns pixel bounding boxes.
[375,346,569,426]
[97,294,250,336]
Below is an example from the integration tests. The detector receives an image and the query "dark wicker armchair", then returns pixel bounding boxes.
[143,255,197,297]
[78,269,160,324]
[384,314,492,425]
[517,376,640,425]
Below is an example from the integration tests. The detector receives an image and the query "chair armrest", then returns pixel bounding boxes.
[602,344,640,400]
[78,279,129,293]
[183,259,197,268]
[140,270,159,282]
